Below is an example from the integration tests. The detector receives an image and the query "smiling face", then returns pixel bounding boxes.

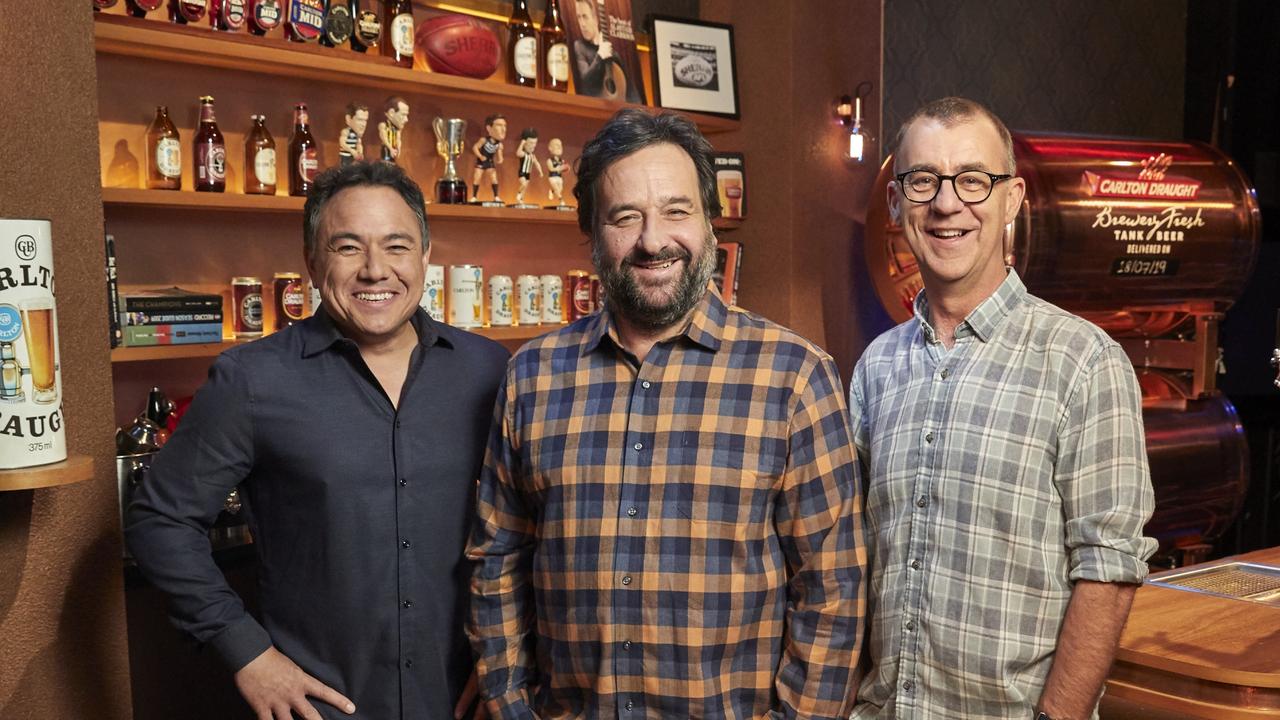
[593,143,716,331]
[307,185,429,351]
[888,116,1025,309]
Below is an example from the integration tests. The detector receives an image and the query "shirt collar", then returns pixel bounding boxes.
[913,268,1027,345]
[300,305,450,358]
[582,282,727,357]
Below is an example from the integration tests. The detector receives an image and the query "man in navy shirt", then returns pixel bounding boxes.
[128,161,508,719]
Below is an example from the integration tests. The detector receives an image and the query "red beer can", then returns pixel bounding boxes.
[232,276,264,338]
[567,270,592,321]
[589,274,602,314]
[273,272,305,331]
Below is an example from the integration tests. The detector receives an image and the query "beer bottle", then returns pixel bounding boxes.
[245,115,277,195]
[350,0,381,53]
[193,96,227,193]
[507,0,538,88]
[247,0,283,35]
[145,105,182,191]
[540,0,569,92]
[320,0,354,48]
[383,0,415,69]
[125,0,164,18]
[169,0,208,24]
[289,103,318,197]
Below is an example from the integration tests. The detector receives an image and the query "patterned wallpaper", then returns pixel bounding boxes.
[883,0,1188,153]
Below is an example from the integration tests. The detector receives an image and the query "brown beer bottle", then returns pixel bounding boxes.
[244,115,277,195]
[289,103,318,197]
[383,0,415,69]
[540,0,569,92]
[145,106,182,191]
[507,0,538,87]
[193,97,227,193]
[350,0,381,53]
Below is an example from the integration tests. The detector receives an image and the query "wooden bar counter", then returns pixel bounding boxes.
[1102,546,1280,719]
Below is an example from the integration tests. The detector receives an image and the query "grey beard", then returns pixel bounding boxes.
[593,230,717,330]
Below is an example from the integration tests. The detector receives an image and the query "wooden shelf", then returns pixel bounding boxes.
[0,454,95,492]
[93,14,738,134]
[111,324,556,362]
[101,187,583,224]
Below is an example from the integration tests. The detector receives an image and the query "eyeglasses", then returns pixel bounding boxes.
[894,169,1013,204]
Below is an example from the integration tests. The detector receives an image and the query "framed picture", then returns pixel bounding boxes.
[563,0,648,104]
[648,16,739,118]
[712,152,746,220]
[713,241,743,306]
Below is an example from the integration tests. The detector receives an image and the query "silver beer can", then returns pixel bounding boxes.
[421,264,445,322]
[488,275,513,326]
[516,274,541,326]
[448,264,484,328]
[539,273,563,324]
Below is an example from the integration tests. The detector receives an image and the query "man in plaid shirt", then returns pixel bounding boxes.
[849,97,1156,720]
[467,109,867,719]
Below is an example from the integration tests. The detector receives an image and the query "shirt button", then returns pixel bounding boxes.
[940,368,950,379]
[398,478,407,487]
[633,442,643,451]
[621,575,632,585]
[641,381,651,389]
[625,700,634,711]
[622,639,632,650]
[404,659,413,668]
[916,496,927,508]
[911,559,922,570]
[626,506,638,517]
[401,539,411,548]
[925,432,935,443]
[394,420,401,429]
[903,680,914,692]
[402,599,413,608]
[905,620,916,631]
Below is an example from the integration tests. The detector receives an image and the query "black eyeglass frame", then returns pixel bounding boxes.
[893,169,1014,204]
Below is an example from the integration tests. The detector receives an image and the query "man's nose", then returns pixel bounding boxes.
[931,178,966,213]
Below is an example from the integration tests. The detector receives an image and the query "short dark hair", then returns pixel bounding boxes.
[893,96,1016,174]
[345,102,368,117]
[573,108,721,235]
[520,127,538,141]
[384,96,407,114]
[484,114,506,130]
[303,161,429,260]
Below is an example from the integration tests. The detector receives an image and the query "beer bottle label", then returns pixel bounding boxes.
[210,145,226,180]
[355,10,380,44]
[514,36,537,80]
[391,13,414,55]
[288,0,324,40]
[254,148,277,185]
[324,4,353,45]
[156,138,182,179]
[252,0,281,29]
[242,293,263,330]
[547,42,569,82]
[223,0,248,27]
[283,281,305,320]
[298,148,318,181]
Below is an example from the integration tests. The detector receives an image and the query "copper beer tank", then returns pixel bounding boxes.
[864,133,1261,556]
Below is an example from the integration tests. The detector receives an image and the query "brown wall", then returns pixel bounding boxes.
[0,4,132,719]
[703,0,883,380]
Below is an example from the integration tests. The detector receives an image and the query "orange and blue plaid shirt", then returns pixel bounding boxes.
[468,287,866,719]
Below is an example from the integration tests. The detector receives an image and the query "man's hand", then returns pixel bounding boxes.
[453,670,489,719]
[234,647,356,720]
[598,40,614,60]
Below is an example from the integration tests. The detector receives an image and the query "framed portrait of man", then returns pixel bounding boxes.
[563,0,647,105]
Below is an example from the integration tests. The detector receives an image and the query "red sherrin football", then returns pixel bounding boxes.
[416,14,502,79]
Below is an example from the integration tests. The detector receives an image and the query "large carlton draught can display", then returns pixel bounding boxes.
[0,218,65,468]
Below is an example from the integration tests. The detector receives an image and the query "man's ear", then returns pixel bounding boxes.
[887,180,902,225]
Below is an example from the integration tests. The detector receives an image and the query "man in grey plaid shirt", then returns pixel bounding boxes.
[848,97,1157,720]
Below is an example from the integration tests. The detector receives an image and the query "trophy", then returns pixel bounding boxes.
[433,117,468,204]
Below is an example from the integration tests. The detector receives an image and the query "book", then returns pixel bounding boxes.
[123,311,223,326]
[122,287,223,313]
[123,323,225,347]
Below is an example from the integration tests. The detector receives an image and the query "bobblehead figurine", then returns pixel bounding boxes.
[545,137,573,210]
[513,127,544,209]
[471,113,507,205]
[338,102,369,166]
[379,96,410,163]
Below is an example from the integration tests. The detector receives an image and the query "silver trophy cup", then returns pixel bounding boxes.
[433,117,468,204]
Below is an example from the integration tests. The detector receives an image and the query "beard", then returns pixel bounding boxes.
[593,226,718,330]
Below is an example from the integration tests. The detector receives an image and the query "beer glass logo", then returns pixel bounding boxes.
[14,235,36,262]
[0,304,27,403]
[20,298,57,404]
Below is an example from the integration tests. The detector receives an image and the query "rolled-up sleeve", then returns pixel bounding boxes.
[1055,343,1157,584]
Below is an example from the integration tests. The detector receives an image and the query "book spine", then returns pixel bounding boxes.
[105,233,122,348]
[122,312,223,326]
[121,298,223,311]
[124,323,224,346]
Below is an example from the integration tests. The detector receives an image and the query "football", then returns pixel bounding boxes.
[416,14,502,79]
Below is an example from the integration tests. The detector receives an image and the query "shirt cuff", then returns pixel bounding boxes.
[1069,541,1154,585]
[488,685,536,720]
[206,614,273,672]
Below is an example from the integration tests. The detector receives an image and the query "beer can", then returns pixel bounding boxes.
[589,274,602,314]
[308,280,321,316]
[540,273,563,324]
[232,276,264,338]
[567,270,592,321]
[516,274,541,325]
[0,218,66,468]
[272,272,304,332]
[421,264,445,322]
[448,265,483,328]
[488,275,514,326]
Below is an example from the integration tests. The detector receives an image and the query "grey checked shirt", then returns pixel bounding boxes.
[848,270,1156,720]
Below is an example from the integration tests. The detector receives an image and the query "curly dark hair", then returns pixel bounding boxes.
[302,160,429,259]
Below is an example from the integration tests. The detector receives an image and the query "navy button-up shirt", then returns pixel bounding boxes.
[127,307,508,719]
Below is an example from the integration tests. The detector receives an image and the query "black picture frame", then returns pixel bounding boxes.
[647,15,740,119]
